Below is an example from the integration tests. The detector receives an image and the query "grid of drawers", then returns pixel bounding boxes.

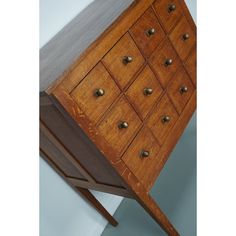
[70,2,196,188]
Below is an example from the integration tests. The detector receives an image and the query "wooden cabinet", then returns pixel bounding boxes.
[40,0,196,235]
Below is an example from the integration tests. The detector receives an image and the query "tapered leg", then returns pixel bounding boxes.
[77,187,118,226]
[135,192,179,236]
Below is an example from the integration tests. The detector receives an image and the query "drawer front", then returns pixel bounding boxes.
[169,16,196,60]
[71,63,121,124]
[167,67,194,114]
[122,126,160,189]
[97,96,141,157]
[102,33,145,89]
[126,65,163,120]
[153,0,183,33]
[129,7,165,58]
[149,39,181,88]
[147,94,179,145]
[184,48,196,86]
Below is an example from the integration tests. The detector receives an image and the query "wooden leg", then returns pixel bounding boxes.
[77,187,118,227]
[135,192,179,236]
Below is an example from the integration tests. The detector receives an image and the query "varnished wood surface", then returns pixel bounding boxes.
[184,47,196,86]
[40,1,196,235]
[129,7,165,58]
[40,0,134,92]
[167,66,195,114]
[126,65,163,120]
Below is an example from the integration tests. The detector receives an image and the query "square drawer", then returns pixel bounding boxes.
[147,94,178,145]
[97,96,141,157]
[149,39,181,88]
[129,7,165,58]
[71,63,121,124]
[153,0,183,33]
[102,33,145,90]
[167,67,195,114]
[122,126,160,189]
[126,65,163,120]
[184,48,196,86]
[169,15,196,61]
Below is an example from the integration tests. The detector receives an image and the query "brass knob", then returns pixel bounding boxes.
[182,33,190,41]
[146,28,155,37]
[123,56,133,64]
[94,88,105,97]
[140,150,150,158]
[165,58,173,66]
[162,115,171,123]
[118,121,129,129]
[179,86,188,94]
[168,4,176,12]
[143,88,153,96]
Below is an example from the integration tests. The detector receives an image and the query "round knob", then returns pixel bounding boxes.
[140,150,150,158]
[162,115,171,123]
[123,56,133,64]
[168,4,176,12]
[146,28,155,37]
[118,121,129,129]
[182,33,190,41]
[143,88,153,96]
[179,86,188,94]
[165,58,173,66]
[94,88,105,97]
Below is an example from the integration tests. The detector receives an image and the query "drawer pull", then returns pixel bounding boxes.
[179,86,188,94]
[146,28,155,37]
[118,121,129,129]
[140,150,150,158]
[123,56,133,64]
[162,115,171,123]
[94,88,105,97]
[168,4,176,12]
[182,33,190,41]
[143,88,153,96]
[165,58,173,66]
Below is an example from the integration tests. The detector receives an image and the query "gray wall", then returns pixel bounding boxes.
[40,1,196,235]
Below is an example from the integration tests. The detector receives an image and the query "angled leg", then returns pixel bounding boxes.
[77,187,118,227]
[135,192,179,236]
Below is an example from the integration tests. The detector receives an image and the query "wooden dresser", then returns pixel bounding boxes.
[40,0,196,235]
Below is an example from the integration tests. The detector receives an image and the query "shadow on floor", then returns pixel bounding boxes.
[102,114,196,236]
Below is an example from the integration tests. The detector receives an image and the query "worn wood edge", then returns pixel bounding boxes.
[46,0,155,94]
[147,90,196,190]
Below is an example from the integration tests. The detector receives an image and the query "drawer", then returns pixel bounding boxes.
[147,94,178,145]
[122,126,160,189]
[184,48,196,86]
[97,96,141,157]
[167,67,194,114]
[153,0,183,33]
[102,33,145,90]
[126,65,163,120]
[71,63,120,124]
[129,7,165,58]
[149,39,181,88]
[169,15,196,60]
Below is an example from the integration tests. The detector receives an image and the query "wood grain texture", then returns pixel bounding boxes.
[148,39,182,88]
[122,126,161,189]
[153,0,183,33]
[147,94,179,145]
[125,65,163,120]
[167,66,195,114]
[129,7,165,58]
[97,96,142,157]
[40,0,134,92]
[102,33,145,90]
[169,15,196,61]
[184,47,196,86]
[71,62,120,124]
